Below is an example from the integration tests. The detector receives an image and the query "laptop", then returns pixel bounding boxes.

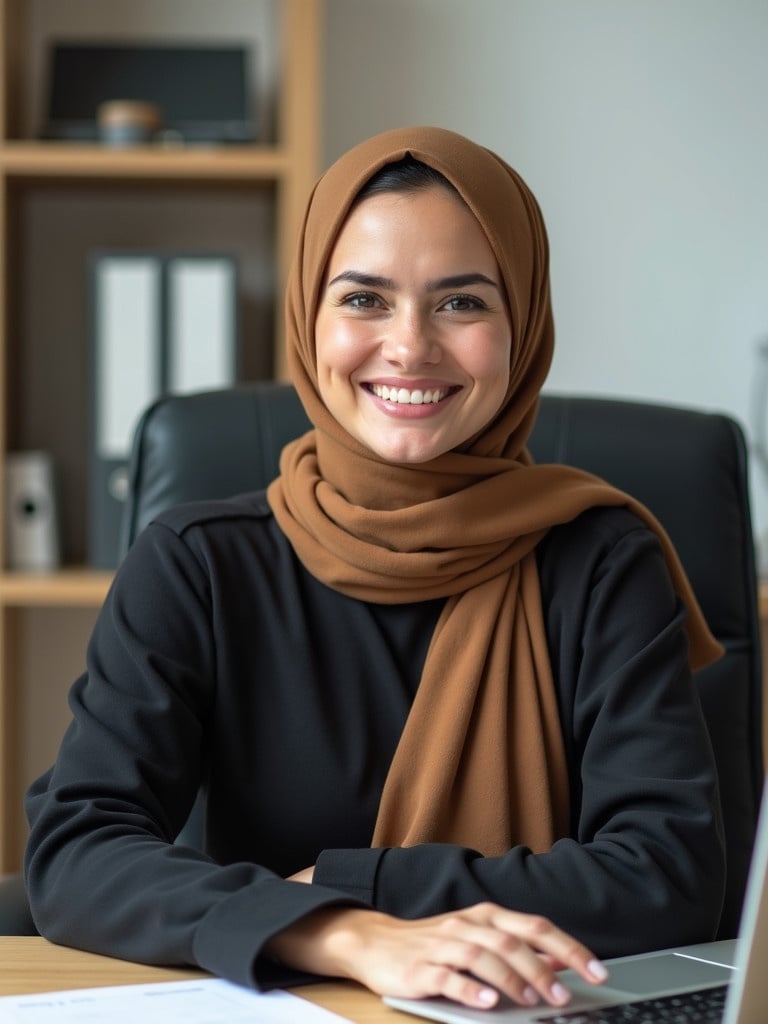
[384,775,768,1024]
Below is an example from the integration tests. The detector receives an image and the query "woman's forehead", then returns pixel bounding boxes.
[322,187,504,288]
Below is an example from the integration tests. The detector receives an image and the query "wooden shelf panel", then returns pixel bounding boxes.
[0,142,291,181]
[0,571,765,617]
[0,569,112,607]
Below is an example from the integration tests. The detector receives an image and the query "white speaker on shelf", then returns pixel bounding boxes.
[4,451,61,571]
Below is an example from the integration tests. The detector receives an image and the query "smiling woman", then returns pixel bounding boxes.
[25,127,725,1015]
[315,181,512,463]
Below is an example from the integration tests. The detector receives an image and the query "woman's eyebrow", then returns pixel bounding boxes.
[326,270,501,292]
[327,270,397,290]
[426,273,500,291]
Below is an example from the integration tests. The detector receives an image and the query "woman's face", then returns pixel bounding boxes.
[314,186,512,464]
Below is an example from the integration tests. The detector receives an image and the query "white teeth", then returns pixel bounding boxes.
[372,384,447,405]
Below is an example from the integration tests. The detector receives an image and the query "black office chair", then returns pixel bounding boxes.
[3,384,762,940]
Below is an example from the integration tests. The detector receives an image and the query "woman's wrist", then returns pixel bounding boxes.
[262,906,384,980]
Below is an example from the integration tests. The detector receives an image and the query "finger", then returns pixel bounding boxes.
[439,905,607,1003]
[487,907,609,988]
[420,932,550,1008]
[433,921,563,1006]
[405,961,503,1010]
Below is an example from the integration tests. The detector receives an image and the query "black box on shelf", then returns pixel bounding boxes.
[43,42,255,143]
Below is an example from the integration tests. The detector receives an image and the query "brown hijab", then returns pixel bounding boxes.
[267,126,722,857]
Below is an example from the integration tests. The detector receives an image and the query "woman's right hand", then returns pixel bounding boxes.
[264,901,608,1010]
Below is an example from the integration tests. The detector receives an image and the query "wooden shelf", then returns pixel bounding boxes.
[0,0,322,870]
[0,141,292,182]
[1,571,764,618]
[0,570,112,607]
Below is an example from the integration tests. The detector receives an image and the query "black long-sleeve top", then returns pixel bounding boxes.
[24,493,725,988]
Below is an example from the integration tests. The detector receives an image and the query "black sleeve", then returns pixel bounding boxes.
[24,522,362,990]
[313,511,726,958]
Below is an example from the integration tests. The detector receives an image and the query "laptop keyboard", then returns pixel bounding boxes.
[534,983,728,1023]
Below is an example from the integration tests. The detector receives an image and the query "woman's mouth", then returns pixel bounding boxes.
[368,383,456,405]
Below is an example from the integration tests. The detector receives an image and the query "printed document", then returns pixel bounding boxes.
[0,978,347,1023]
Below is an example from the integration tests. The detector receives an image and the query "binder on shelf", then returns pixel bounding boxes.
[89,252,238,569]
[166,258,237,394]
[4,451,61,572]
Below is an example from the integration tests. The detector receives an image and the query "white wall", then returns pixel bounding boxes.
[323,0,768,556]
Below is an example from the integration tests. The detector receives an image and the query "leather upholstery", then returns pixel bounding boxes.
[5,385,761,939]
[120,381,312,554]
[0,874,36,936]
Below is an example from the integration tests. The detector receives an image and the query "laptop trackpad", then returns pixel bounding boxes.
[586,952,733,997]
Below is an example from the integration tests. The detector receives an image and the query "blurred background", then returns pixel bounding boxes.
[322,0,768,558]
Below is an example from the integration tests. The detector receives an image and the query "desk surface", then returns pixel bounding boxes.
[0,937,409,1022]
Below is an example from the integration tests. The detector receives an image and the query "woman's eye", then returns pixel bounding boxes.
[442,294,485,312]
[344,292,382,310]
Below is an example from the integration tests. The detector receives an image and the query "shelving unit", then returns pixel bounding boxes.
[0,0,322,870]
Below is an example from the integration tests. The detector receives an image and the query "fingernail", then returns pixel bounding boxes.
[522,985,539,1006]
[588,958,609,982]
[477,988,497,1006]
[550,982,570,1005]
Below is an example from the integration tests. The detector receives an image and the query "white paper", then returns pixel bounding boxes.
[0,978,347,1023]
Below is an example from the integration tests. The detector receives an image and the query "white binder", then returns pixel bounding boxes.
[89,252,238,568]
[167,258,237,394]
[94,257,162,462]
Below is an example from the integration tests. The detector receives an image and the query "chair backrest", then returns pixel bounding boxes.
[121,382,312,553]
[124,383,764,939]
[528,394,763,940]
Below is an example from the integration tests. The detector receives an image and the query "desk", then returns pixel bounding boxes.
[0,937,407,1022]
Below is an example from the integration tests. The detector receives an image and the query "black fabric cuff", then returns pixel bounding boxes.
[314,847,385,905]
[192,876,364,989]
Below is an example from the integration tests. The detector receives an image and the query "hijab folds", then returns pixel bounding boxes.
[267,126,722,858]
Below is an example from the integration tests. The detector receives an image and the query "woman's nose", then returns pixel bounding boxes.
[380,310,441,367]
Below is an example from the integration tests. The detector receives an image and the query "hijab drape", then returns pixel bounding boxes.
[268,126,722,857]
